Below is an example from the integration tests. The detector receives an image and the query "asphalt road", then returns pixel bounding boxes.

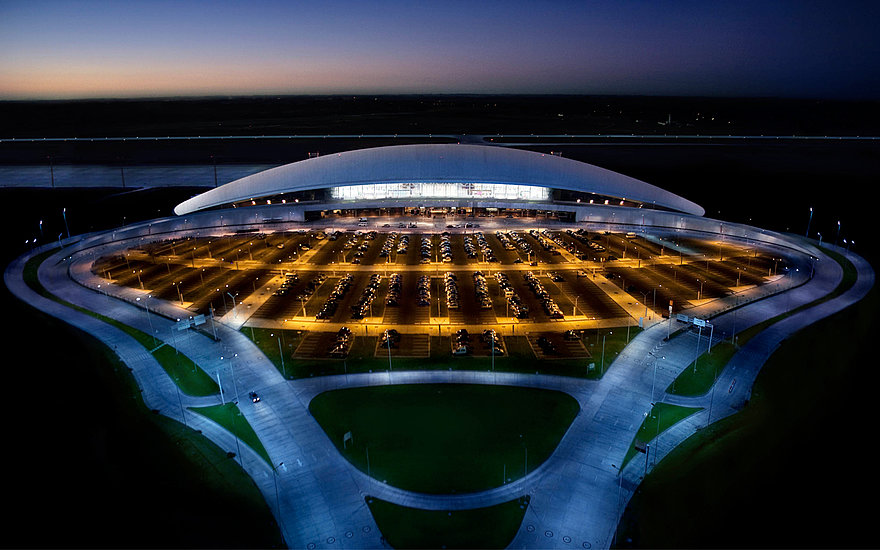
[5,220,871,549]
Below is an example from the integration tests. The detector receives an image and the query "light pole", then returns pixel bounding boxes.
[227,292,237,318]
[220,352,240,404]
[806,207,813,237]
[651,355,665,403]
[136,296,156,346]
[277,335,286,378]
[601,331,612,376]
[62,208,70,239]
[386,331,393,373]
[174,281,184,305]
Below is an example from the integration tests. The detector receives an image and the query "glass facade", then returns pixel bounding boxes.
[329,182,550,201]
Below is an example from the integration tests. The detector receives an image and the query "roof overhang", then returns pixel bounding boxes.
[174,144,704,216]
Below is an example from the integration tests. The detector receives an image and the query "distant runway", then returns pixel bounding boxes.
[0,164,275,188]
[2,133,876,188]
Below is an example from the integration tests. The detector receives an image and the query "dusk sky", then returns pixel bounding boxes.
[1,0,878,100]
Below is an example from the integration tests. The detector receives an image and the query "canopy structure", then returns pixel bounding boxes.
[174,144,704,216]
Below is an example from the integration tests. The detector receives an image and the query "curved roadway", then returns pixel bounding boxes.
[4,226,872,550]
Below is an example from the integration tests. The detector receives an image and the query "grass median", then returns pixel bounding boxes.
[23,247,218,396]
[310,383,579,494]
[666,245,856,397]
[11,247,282,547]
[189,402,273,468]
[615,246,874,548]
[621,402,702,470]
[366,495,530,549]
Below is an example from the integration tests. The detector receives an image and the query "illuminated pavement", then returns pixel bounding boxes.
[6,223,872,549]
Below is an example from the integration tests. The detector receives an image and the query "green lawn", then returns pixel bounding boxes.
[621,402,702,469]
[11,247,282,548]
[666,246,856,397]
[152,344,219,396]
[367,495,530,549]
[245,326,638,380]
[666,341,737,397]
[309,384,580,494]
[188,402,274,468]
[615,249,877,548]
[24,247,218,396]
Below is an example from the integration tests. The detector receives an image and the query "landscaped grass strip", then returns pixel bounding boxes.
[615,272,877,548]
[22,247,218,396]
[666,245,857,396]
[151,344,219,396]
[189,402,273,468]
[666,341,738,396]
[622,402,701,470]
[366,495,530,549]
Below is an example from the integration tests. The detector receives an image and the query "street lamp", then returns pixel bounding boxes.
[136,296,156,346]
[227,292,237,318]
[601,331,612,376]
[650,354,665,403]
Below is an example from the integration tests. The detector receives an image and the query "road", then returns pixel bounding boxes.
[5,220,872,549]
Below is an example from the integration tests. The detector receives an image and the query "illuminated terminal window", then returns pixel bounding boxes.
[329,182,550,201]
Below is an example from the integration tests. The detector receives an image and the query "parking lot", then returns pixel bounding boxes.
[93,224,791,360]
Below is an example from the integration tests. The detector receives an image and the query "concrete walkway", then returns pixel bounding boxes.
[5,226,872,549]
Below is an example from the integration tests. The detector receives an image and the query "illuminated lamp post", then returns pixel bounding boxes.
[136,296,156,346]
[600,331,612,376]
[227,292,237,318]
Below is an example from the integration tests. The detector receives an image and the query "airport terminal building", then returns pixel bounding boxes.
[174,144,705,221]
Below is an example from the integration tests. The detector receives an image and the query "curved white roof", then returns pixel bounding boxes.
[174,144,704,216]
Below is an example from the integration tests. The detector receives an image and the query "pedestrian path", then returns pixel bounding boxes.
[6,225,870,550]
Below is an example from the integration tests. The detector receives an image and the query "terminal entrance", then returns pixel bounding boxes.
[305,206,576,223]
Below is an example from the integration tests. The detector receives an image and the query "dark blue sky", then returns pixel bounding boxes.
[1,0,878,99]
